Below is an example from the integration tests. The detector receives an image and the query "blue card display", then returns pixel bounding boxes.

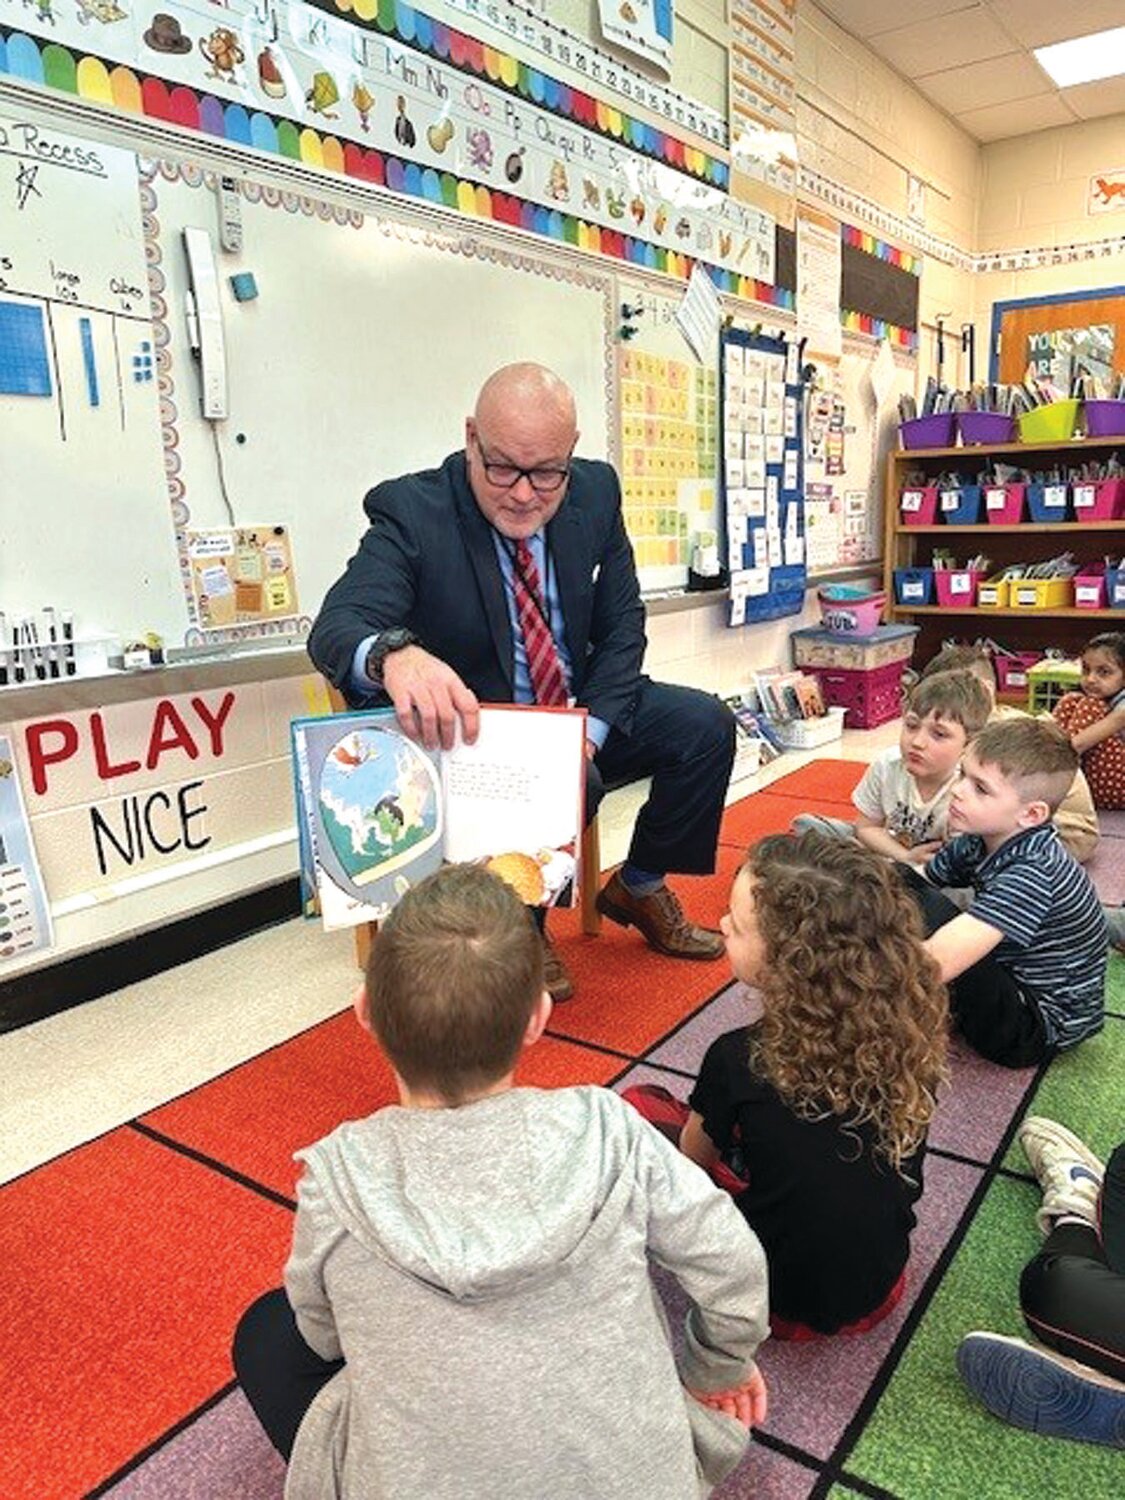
[0,302,53,397]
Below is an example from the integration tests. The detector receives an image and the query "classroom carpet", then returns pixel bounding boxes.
[2,761,1122,1500]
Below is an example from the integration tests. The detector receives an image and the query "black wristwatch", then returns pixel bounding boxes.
[365,628,420,687]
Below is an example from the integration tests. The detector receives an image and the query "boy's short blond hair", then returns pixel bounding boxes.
[905,670,991,737]
[969,717,1078,813]
[364,863,543,1104]
[920,644,996,689]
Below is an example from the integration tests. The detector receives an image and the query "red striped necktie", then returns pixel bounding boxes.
[512,539,568,706]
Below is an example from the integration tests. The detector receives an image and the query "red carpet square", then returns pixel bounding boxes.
[141,1021,624,1200]
[0,1129,293,1500]
[718,793,856,851]
[758,761,867,802]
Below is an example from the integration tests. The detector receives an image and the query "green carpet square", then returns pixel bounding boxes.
[1002,1013,1125,1171]
[843,1176,1122,1497]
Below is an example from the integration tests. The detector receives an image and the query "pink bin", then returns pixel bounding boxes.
[1074,568,1108,609]
[934,569,985,608]
[983,482,1026,525]
[900,485,939,526]
[1072,478,1125,521]
[995,653,1042,693]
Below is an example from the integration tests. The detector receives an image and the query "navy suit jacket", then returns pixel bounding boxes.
[308,452,648,736]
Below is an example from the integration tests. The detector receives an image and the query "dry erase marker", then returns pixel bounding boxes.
[13,620,26,684]
[27,619,46,681]
[0,611,7,687]
[61,612,75,676]
[44,605,60,679]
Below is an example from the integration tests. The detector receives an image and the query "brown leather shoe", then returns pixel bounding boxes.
[541,934,575,1001]
[595,872,724,960]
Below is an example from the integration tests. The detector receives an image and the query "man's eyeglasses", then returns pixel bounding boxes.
[473,434,570,495]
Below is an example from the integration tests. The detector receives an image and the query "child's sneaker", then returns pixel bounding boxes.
[957,1332,1125,1448]
[1018,1116,1104,1235]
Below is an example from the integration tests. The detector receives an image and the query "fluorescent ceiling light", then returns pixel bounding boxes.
[1034,26,1125,88]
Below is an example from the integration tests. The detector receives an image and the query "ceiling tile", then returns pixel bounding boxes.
[985,0,1125,51]
[873,9,1017,76]
[955,92,1078,142]
[1062,77,1125,120]
[810,0,972,41]
[919,51,1051,111]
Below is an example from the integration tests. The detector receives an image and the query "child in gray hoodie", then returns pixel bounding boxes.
[233,863,769,1500]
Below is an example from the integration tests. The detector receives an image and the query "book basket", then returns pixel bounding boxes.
[767,706,847,749]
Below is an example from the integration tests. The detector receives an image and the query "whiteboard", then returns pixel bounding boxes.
[0,112,615,649]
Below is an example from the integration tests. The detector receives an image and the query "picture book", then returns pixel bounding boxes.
[291,705,587,930]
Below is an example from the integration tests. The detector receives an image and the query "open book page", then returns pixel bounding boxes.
[292,711,444,930]
[440,705,587,907]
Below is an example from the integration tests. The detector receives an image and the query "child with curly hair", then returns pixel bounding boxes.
[1053,632,1125,809]
[626,831,948,1339]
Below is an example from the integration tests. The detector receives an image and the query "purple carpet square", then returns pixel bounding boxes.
[644,981,763,1073]
[651,1155,981,1461]
[1096,810,1125,841]
[928,1035,1036,1162]
[1083,836,1125,904]
[715,1441,821,1499]
[102,1388,284,1500]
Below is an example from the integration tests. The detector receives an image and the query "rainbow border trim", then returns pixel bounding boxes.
[0,27,780,302]
[841,222,922,277]
[311,0,728,186]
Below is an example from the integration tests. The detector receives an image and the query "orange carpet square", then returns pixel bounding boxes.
[141,1020,624,1200]
[717,791,856,851]
[755,760,866,802]
[0,1129,293,1500]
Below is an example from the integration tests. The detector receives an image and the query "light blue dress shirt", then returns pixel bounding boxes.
[349,529,609,747]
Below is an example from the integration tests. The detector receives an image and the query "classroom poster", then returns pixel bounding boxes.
[596,0,674,80]
[0,736,53,964]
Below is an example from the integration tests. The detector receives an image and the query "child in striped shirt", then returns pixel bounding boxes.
[905,717,1106,1068]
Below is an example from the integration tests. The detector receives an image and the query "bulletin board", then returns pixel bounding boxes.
[0,103,615,651]
[616,273,720,593]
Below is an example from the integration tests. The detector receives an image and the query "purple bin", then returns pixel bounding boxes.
[958,411,1015,445]
[899,414,956,450]
[1084,400,1125,438]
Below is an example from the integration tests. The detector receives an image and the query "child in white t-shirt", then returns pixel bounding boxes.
[793,671,991,863]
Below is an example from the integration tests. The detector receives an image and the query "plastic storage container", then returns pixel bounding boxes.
[1074,567,1108,609]
[1017,399,1080,443]
[938,484,983,524]
[1009,576,1074,611]
[1107,568,1125,609]
[900,484,940,526]
[994,652,1042,695]
[934,569,985,608]
[958,412,1015,445]
[791,623,918,672]
[1071,477,1125,521]
[1084,400,1125,438]
[817,585,885,637]
[977,576,1012,609]
[899,414,956,450]
[893,568,935,606]
[1026,481,1071,524]
[767,705,847,748]
[1028,659,1082,714]
[983,481,1026,525]
[810,662,907,730]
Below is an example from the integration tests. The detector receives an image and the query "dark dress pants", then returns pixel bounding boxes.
[1020,1143,1125,1383]
[233,1288,343,1460]
[585,677,735,876]
[899,866,1051,1069]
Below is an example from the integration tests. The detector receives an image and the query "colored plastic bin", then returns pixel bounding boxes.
[938,484,983,523]
[817,586,885,638]
[899,414,956,450]
[977,576,1012,609]
[1107,568,1125,609]
[811,661,907,729]
[994,653,1042,694]
[1074,567,1108,609]
[900,484,940,525]
[1072,477,1125,521]
[983,482,1026,525]
[934,569,985,608]
[1028,659,1082,714]
[1084,400,1125,437]
[1026,480,1071,524]
[1010,576,1074,610]
[893,568,935,606]
[958,411,1014,445]
[1017,399,1079,443]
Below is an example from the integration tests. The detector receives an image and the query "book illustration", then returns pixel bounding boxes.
[293,706,586,930]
